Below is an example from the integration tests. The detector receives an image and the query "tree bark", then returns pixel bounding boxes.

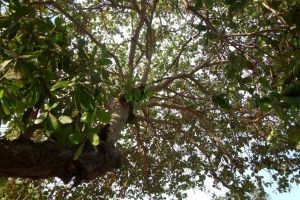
[0,138,123,185]
[0,97,130,185]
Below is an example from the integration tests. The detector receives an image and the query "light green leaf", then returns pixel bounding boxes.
[0,59,13,69]
[34,113,48,124]
[58,115,73,124]
[49,102,60,110]
[0,89,4,99]
[49,113,59,131]
[50,80,72,91]
[90,133,100,146]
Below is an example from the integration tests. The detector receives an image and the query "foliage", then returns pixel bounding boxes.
[1,0,300,199]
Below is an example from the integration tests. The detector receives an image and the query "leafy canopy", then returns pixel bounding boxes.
[1,0,300,199]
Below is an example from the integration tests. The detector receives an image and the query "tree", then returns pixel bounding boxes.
[1,0,300,199]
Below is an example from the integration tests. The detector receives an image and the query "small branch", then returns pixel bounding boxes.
[262,0,288,27]
[149,59,228,92]
[182,0,217,33]
[31,1,125,79]
[108,51,125,80]
[133,122,149,179]
[225,29,284,37]
[128,0,147,79]
[140,0,159,85]
[147,101,242,169]
[187,135,232,189]
[135,116,181,127]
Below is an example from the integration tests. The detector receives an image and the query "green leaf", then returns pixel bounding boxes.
[293,64,300,78]
[194,0,202,9]
[52,32,64,43]
[101,68,110,80]
[98,58,112,65]
[49,113,59,131]
[50,80,72,91]
[49,102,60,110]
[288,127,300,144]
[0,59,13,69]
[54,17,63,28]
[0,89,4,99]
[241,76,252,85]
[2,100,11,115]
[125,95,133,102]
[212,95,232,110]
[34,113,48,124]
[283,82,300,97]
[58,115,73,124]
[90,133,100,146]
[26,88,42,108]
[74,85,95,111]
[32,19,54,33]
[73,142,85,161]
[7,21,19,39]
[96,109,111,123]
[69,127,84,144]
[283,96,300,108]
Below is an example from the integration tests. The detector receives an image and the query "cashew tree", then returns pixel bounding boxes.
[1,0,300,199]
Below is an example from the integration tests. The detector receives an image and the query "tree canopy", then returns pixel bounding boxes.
[1,0,300,199]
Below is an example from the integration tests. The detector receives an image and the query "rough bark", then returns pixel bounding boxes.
[0,138,123,185]
[0,95,130,185]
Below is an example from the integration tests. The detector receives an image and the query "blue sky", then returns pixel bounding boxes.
[266,183,300,200]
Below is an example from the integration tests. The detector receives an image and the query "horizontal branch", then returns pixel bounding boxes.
[149,60,228,92]
[0,139,122,185]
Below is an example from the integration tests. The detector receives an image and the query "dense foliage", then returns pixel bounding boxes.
[1,0,300,199]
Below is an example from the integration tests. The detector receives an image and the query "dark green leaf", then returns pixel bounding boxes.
[26,88,42,108]
[283,82,300,97]
[7,21,19,39]
[98,58,112,65]
[74,85,95,111]
[288,127,300,144]
[96,109,111,123]
[283,96,300,108]
[2,100,11,115]
[73,142,85,161]
[212,95,232,110]
[54,17,63,28]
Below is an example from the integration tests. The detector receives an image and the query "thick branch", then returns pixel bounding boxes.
[0,139,122,185]
[107,99,130,144]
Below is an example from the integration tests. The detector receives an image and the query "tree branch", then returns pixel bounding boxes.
[128,0,147,79]
[149,59,228,92]
[147,101,242,169]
